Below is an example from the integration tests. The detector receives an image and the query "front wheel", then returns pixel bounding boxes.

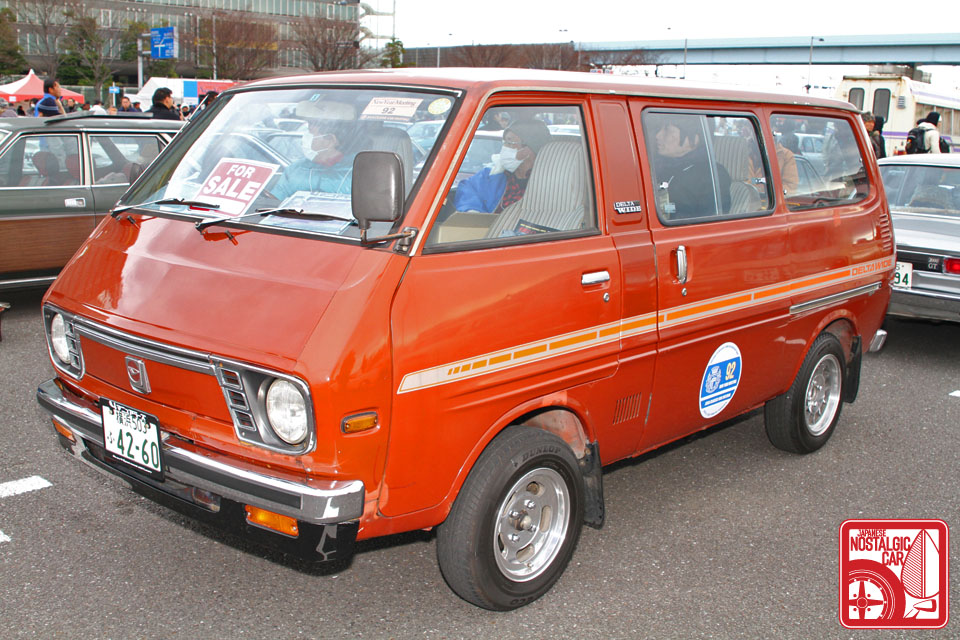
[765,332,846,453]
[436,426,584,610]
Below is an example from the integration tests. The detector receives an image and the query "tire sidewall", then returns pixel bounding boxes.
[793,335,845,451]
[465,430,585,610]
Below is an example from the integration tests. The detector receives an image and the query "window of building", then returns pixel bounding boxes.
[847,87,865,110]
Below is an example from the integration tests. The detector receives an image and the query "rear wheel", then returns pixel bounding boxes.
[436,426,584,610]
[765,333,846,453]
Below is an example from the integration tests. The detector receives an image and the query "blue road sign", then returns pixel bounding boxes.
[150,27,178,60]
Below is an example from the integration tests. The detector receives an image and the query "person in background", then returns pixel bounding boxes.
[16,102,26,116]
[118,96,137,113]
[197,91,219,113]
[0,98,17,117]
[181,105,191,118]
[861,112,883,158]
[107,106,118,116]
[148,88,183,121]
[90,100,106,115]
[132,101,142,112]
[455,118,552,213]
[34,78,65,117]
[63,98,77,113]
[873,115,887,159]
[919,112,942,154]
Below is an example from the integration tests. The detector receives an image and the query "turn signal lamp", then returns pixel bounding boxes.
[341,412,378,434]
[244,505,299,537]
[944,258,960,275]
[52,419,75,442]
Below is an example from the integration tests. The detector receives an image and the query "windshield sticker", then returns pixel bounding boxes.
[360,97,423,121]
[197,158,279,215]
[428,97,453,115]
[699,342,742,418]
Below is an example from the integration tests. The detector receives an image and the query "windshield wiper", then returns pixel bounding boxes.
[111,198,221,218]
[195,207,355,233]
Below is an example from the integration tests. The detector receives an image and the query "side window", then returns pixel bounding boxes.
[847,88,865,111]
[0,135,81,187]
[90,135,164,184]
[427,105,596,247]
[770,115,869,210]
[643,111,772,224]
[872,89,891,122]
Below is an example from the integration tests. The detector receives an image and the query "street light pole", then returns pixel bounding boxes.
[806,36,823,94]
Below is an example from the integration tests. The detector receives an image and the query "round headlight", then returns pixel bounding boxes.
[265,379,308,445]
[50,313,71,364]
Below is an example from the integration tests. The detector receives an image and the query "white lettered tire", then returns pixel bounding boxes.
[436,426,585,610]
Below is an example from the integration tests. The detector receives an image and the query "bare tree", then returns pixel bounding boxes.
[518,43,581,70]
[62,8,124,96]
[186,11,278,80]
[287,15,381,71]
[447,44,520,68]
[9,0,71,78]
[580,48,661,71]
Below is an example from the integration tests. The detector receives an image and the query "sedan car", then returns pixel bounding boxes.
[878,154,960,323]
[0,113,182,290]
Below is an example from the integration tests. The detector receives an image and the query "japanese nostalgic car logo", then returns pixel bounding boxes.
[125,356,151,394]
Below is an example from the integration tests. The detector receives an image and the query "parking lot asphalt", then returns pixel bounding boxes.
[0,288,957,639]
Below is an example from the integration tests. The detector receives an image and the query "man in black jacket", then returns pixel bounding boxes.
[148,87,183,121]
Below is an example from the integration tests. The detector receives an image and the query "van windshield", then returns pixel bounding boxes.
[121,87,456,237]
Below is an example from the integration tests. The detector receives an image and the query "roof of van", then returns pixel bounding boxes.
[240,67,857,112]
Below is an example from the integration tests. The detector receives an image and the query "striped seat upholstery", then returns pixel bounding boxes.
[486,141,590,238]
[368,126,415,195]
[729,180,762,215]
[712,135,750,182]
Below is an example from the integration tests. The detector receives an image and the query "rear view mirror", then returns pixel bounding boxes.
[352,151,403,230]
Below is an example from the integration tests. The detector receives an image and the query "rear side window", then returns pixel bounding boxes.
[90,135,164,184]
[880,164,960,214]
[770,115,869,210]
[642,111,772,224]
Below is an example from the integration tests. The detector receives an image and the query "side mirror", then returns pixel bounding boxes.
[352,151,403,231]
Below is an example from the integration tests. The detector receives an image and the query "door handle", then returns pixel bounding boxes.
[676,245,688,284]
[64,198,86,208]
[581,270,610,286]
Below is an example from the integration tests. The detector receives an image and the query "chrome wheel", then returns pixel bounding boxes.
[493,467,570,582]
[804,353,841,436]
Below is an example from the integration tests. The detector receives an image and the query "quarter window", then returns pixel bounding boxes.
[847,88,865,110]
[0,135,81,187]
[427,105,596,247]
[872,89,891,122]
[90,135,163,184]
[770,115,869,210]
[642,112,772,224]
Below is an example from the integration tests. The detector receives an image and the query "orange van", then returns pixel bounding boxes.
[37,69,892,610]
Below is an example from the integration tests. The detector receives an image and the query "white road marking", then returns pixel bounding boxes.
[0,530,10,543]
[950,390,960,398]
[0,475,52,499]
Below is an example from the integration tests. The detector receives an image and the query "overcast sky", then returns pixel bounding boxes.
[377,0,957,47]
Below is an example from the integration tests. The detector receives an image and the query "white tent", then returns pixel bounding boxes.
[132,77,237,107]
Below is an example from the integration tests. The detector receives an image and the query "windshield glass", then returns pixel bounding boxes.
[880,164,960,217]
[122,87,456,237]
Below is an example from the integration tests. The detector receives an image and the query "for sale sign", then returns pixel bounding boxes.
[197,158,279,215]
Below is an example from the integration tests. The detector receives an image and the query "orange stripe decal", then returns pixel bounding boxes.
[515,344,547,359]
[549,331,597,350]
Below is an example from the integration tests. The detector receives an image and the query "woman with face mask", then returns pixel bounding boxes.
[455,117,552,213]
[273,101,363,201]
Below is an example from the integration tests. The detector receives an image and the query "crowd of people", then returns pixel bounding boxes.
[0,76,218,120]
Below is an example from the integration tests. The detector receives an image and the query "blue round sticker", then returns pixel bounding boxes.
[699,342,742,418]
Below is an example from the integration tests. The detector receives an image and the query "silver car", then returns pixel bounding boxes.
[878,154,960,323]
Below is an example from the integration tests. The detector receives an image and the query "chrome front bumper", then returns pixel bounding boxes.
[37,378,364,526]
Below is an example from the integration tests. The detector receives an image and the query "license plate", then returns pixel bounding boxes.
[102,399,163,477]
[893,261,913,289]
